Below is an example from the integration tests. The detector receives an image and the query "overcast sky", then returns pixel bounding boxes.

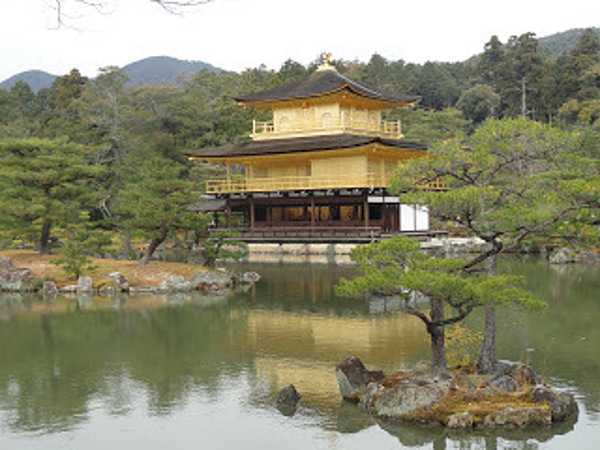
[1,0,599,81]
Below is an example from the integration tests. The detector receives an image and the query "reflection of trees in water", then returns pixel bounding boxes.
[0,285,429,434]
[0,298,253,432]
[497,258,600,418]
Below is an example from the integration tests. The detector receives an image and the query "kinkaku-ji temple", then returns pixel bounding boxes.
[186,54,443,243]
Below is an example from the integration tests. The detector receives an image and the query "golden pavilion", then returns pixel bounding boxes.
[186,54,436,242]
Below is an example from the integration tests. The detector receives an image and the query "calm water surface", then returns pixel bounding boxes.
[0,258,598,449]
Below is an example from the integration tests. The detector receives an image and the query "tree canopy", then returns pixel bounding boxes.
[0,138,105,254]
[391,117,600,371]
[337,236,543,370]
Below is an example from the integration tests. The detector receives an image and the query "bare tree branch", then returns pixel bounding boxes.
[48,0,213,28]
[149,0,213,14]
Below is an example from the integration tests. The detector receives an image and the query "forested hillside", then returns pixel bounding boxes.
[539,27,600,56]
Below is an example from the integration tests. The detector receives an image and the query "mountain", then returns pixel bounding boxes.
[0,70,57,92]
[538,27,600,57]
[0,56,221,93]
[122,56,221,86]
[2,28,599,93]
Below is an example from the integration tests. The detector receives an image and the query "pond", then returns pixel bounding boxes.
[0,257,598,449]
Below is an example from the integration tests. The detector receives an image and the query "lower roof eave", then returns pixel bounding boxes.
[185,134,427,160]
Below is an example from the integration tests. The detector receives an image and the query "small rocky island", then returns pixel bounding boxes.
[336,356,577,429]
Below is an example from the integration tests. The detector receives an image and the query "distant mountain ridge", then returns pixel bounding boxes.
[2,27,599,93]
[121,56,220,87]
[0,70,57,92]
[0,56,221,92]
[538,27,600,56]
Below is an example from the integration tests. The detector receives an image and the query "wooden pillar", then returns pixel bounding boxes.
[364,191,370,229]
[249,196,255,230]
[310,194,316,228]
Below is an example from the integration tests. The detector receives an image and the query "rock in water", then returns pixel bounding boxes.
[108,272,129,291]
[531,385,578,422]
[494,360,541,387]
[447,412,475,429]
[42,281,58,297]
[366,375,452,418]
[0,256,13,272]
[77,276,93,292]
[0,256,34,292]
[483,406,551,427]
[276,384,301,416]
[190,271,233,292]
[549,247,576,264]
[159,275,192,292]
[489,374,519,393]
[60,285,78,293]
[237,271,261,284]
[335,356,385,402]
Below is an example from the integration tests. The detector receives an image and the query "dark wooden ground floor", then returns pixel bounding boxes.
[204,190,441,243]
[214,192,421,233]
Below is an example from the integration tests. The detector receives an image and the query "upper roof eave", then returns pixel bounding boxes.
[234,87,420,108]
[232,69,420,106]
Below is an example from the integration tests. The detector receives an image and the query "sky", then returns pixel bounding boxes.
[1,0,600,81]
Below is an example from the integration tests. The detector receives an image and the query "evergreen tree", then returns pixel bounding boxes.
[397,108,469,144]
[479,36,505,88]
[0,138,104,254]
[278,59,307,84]
[503,33,545,118]
[457,84,500,124]
[337,236,543,371]
[414,62,462,109]
[115,155,208,265]
[40,69,89,141]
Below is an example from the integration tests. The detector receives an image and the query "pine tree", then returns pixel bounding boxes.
[115,155,208,265]
[337,236,543,371]
[0,138,105,254]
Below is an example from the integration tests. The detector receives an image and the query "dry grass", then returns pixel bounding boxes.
[1,250,207,288]
[402,389,548,424]
[380,369,546,425]
[431,390,546,422]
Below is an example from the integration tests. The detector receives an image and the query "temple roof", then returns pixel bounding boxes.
[234,67,419,106]
[189,198,227,212]
[185,134,427,159]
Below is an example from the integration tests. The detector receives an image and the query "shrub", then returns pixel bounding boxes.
[446,324,483,368]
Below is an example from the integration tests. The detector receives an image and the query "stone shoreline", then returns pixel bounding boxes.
[0,255,260,296]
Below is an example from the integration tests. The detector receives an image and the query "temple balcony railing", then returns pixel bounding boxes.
[251,118,403,140]
[205,174,444,194]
